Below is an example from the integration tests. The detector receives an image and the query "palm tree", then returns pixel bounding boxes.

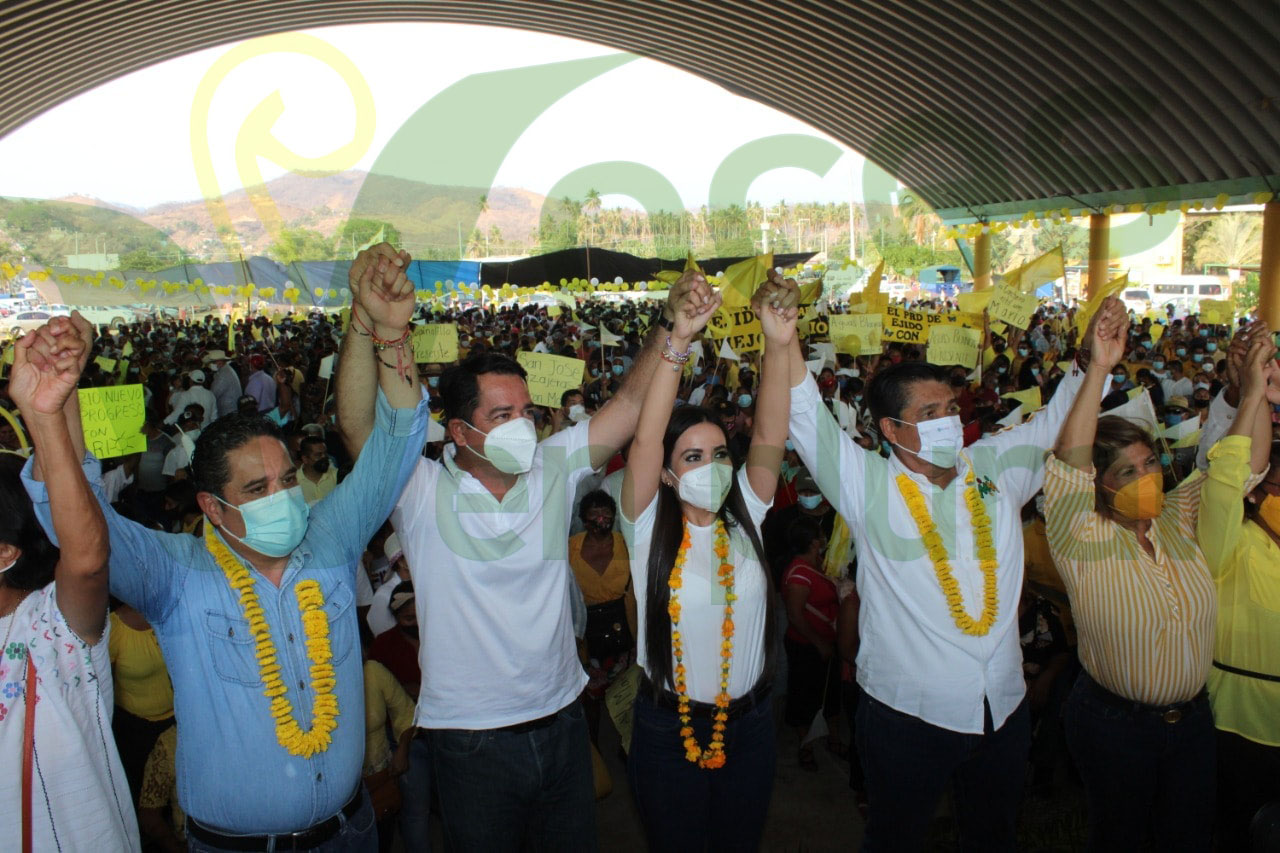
[897,191,940,247]
[1193,212,1263,270]
[478,194,489,215]
[584,188,602,215]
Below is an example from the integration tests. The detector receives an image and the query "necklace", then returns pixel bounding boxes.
[896,464,1000,636]
[204,528,339,758]
[667,519,735,770]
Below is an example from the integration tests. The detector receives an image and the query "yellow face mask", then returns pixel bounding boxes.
[1256,493,1280,533]
[1107,471,1165,520]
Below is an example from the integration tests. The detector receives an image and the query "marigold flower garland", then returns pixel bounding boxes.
[668,520,735,770]
[205,528,339,757]
[895,465,1000,636]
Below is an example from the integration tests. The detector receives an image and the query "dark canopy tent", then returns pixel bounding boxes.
[478,248,816,288]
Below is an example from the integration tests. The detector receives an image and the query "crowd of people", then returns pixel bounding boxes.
[1,240,1278,852]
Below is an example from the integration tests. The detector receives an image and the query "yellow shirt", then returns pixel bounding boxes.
[300,467,338,505]
[568,531,631,605]
[1022,516,1076,645]
[1198,436,1280,746]
[139,725,184,840]
[1044,455,1216,705]
[108,611,174,721]
[363,659,415,775]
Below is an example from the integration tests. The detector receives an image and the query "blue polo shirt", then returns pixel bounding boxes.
[23,388,427,834]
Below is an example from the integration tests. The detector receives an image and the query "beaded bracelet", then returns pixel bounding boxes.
[663,335,693,363]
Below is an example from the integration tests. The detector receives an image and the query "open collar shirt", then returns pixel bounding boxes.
[22,388,427,834]
[787,367,1104,733]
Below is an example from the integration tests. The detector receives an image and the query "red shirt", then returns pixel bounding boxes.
[370,627,421,692]
[783,558,838,644]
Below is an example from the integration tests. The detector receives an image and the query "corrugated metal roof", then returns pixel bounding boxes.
[1,0,1277,218]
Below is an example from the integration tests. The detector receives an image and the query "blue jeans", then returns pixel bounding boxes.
[426,701,596,852]
[855,687,1030,853]
[395,736,431,852]
[186,787,377,852]
[1064,671,1215,852]
[627,690,776,852]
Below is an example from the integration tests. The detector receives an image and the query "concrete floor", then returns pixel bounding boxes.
[592,706,864,852]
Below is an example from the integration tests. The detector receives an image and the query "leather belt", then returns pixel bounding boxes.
[1080,670,1207,725]
[641,673,772,720]
[494,709,560,734]
[186,786,363,851]
[1213,660,1280,683]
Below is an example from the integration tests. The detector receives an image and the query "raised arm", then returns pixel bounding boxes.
[747,273,801,503]
[1052,298,1128,471]
[591,271,714,471]
[620,285,721,521]
[11,318,109,642]
[335,243,414,458]
[1226,335,1276,475]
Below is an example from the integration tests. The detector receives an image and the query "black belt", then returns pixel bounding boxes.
[495,709,561,734]
[641,674,771,720]
[1080,670,1208,725]
[1213,660,1280,683]
[186,786,363,851]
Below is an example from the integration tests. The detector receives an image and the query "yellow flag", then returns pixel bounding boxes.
[1003,245,1064,294]
[654,252,703,286]
[719,254,771,309]
[1076,272,1128,331]
[866,259,885,295]
[1003,387,1042,411]
[823,513,853,578]
[228,325,236,353]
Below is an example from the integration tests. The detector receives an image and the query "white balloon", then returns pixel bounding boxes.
[614,276,624,284]
[590,277,599,285]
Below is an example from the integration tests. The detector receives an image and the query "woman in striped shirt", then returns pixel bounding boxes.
[1043,325,1274,851]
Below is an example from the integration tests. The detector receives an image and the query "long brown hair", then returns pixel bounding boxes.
[644,406,775,695]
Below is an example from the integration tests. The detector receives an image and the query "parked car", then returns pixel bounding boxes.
[9,309,58,338]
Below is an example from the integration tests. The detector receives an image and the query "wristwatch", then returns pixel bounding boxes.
[657,314,674,332]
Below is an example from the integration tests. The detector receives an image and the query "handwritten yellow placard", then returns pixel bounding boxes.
[94,355,117,373]
[705,305,763,353]
[987,283,1040,329]
[121,341,133,357]
[516,352,587,407]
[956,291,993,314]
[829,314,883,355]
[882,305,930,344]
[1199,299,1234,325]
[412,324,460,364]
[934,311,984,329]
[927,326,982,368]
[78,384,147,459]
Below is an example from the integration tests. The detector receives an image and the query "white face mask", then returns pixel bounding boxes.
[890,414,964,469]
[668,460,734,513]
[465,417,538,474]
[567,403,588,423]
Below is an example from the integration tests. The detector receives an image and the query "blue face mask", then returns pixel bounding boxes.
[797,493,823,510]
[997,367,1007,375]
[1030,368,1040,376]
[427,376,439,388]
[1200,329,1209,337]
[1166,413,1183,426]
[1152,360,1164,370]
[738,394,753,408]
[880,440,891,456]
[1206,342,1217,352]
[1141,340,1152,349]
[214,486,310,558]
[612,364,624,376]
[784,438,794,452]
[1192,354,1204,363]
[1159,452,1171,467]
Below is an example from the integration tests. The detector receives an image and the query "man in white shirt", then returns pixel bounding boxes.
[164,369,217,429]
[1161,360,1194,400]
[768,272,1124,850]
[337,261,711,851]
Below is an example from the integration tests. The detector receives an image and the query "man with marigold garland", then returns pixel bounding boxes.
[22,245,425,850]
[763,269,1128,851]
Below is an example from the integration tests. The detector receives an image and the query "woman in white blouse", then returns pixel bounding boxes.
[621,279,795,850]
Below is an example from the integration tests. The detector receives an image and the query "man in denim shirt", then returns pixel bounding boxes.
[22,245,423,851]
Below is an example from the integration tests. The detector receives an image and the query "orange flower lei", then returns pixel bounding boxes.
[205,527,339,757]
[668,519,735,770]
[895,465,1000,636]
